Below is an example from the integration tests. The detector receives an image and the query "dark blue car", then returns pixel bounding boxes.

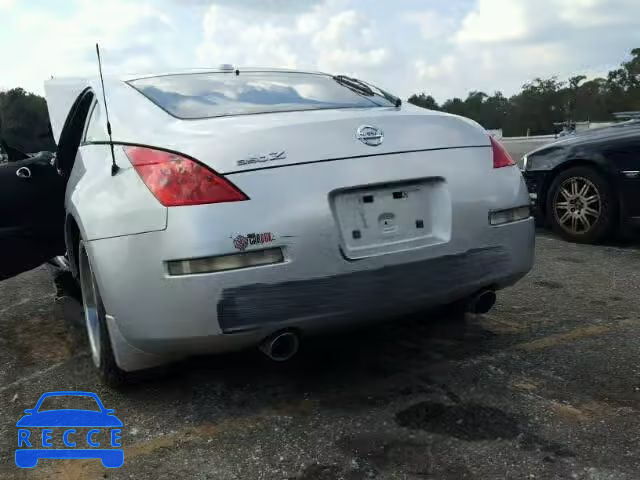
[15,391,123,468]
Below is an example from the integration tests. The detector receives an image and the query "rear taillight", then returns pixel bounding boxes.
[490,136,515,168]
[123,146,248,206]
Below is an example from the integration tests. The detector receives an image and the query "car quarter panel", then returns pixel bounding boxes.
[67,144,167,241]
[85,147,534,354]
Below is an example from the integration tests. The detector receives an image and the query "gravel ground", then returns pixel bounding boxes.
[1,233,639,479]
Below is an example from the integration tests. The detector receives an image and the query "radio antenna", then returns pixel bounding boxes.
[96,43,119,176]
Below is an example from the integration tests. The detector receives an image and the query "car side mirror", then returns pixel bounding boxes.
[23,409,34,414]
[105,409,115,414]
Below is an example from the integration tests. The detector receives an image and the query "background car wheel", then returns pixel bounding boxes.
[78,240,127,387]
[546,166,615,244]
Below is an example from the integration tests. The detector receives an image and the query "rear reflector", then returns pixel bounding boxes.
[490,136,516,168]
[123,146,248,206]
[167,248,284,276]
[489,206,530,226]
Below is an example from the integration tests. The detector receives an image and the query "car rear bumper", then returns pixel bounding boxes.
[218,245,520,333]
[87,218,535,361]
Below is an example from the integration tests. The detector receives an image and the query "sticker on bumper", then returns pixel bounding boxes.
[233,233,274,251]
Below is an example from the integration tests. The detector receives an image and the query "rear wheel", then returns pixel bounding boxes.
[546,166,615,244]
[78,240,126,386]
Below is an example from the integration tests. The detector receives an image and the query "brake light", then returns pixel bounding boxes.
[490,136,515,168]
[123,146,248,206]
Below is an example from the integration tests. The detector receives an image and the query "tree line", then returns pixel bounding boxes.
[409,48,640,136]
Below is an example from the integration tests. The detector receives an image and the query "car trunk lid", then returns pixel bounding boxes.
[117,107,490,175]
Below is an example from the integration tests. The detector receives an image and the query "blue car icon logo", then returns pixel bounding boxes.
[15,391,123,468]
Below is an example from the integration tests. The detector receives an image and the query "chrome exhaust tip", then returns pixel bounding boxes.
[259,330,300,362]
[467,290,497,314]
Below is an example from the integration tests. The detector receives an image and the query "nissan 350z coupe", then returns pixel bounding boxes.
[0,68,534,384]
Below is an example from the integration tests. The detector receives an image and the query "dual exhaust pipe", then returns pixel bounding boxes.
[259,330,300,362]
[258,290,496,362]
[465,289,497,314]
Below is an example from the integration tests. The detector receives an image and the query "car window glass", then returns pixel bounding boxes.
[84,100,104,142]
[38,395,101,412]
[128,71,395,119]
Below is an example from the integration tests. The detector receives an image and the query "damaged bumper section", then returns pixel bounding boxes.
[85,216,534,371]
[218,246,512,333]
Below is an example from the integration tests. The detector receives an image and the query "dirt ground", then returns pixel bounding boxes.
[1,232,639,479]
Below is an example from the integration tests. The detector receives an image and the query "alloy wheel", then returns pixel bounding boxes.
[553,176,601,235]
[79,246,102,368]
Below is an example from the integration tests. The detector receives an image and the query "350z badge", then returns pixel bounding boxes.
[233,232,274,251]
[237,151,286,167]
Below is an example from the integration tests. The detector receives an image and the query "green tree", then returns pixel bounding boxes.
[574,78,609,121]
[483,92,510,129]
[408,93,440,110]
[565,75,587,121]
[441,97,465,116]
[0,88,55,153]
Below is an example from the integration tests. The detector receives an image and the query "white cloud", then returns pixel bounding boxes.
[455,0,528,43]
[197,5,299,68]
[311,9,389,72]
[415,55,456,81]
[404,11,453,40]
[414,0,640,101]
[1,0,638,103]
[1,0,184,93]
[196,2,391,76]
[557,0,638,27]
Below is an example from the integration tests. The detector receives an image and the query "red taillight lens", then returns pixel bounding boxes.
[123,146,248,206]
[490,136,515,168]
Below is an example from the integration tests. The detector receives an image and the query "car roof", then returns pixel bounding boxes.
[122,67,328,81]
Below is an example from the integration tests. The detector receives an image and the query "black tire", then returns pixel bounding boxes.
[545,166,616,244]
[78,241,127,387]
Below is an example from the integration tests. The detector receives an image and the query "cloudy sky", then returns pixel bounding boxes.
[1,0,638,101]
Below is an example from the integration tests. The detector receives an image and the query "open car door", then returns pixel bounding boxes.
[0,153,66,280]
[0,83,93,281]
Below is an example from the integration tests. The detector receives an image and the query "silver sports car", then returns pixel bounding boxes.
[6,67,534,384]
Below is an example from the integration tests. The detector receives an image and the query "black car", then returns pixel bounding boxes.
[521,121,640,243]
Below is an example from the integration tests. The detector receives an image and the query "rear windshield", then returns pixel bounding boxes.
[128,71,395,119]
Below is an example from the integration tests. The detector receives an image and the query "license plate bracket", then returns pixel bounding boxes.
[330,178,450,259]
